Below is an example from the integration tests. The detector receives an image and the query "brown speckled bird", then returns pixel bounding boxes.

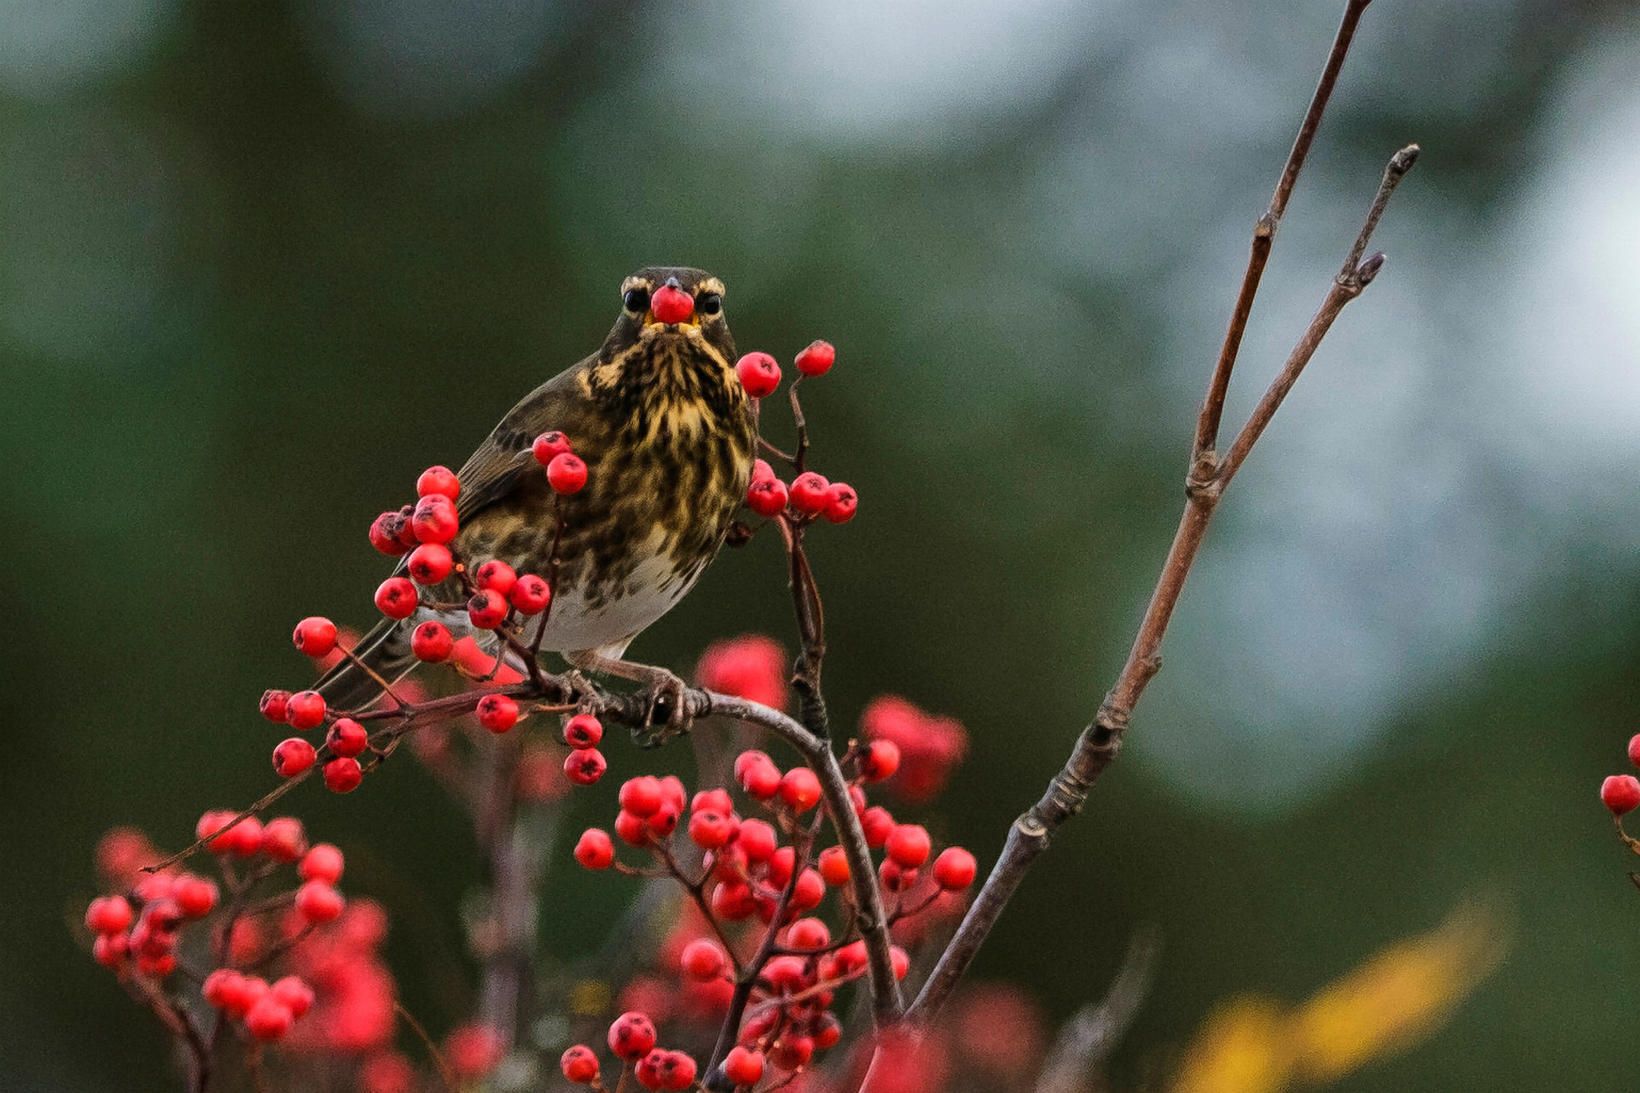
[314,267,757,725]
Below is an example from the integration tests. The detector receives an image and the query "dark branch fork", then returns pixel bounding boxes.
[905,0,1418,1028]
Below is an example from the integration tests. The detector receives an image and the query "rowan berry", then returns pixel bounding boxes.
[818,846,851,886]
[172,874,219,918]
[323,757,363,793]
[509,574,552,613]
[245,996,294,1041]
[326,718,368,757]
[859,739,900,782]
[285,690,327,730]
[292,616,338,657]
[474,559,517,595]
[547,452,588,494]
[85,895,134,935]
[411,620,454,662]
[532,431,573,465]
[680,938,727,980]
[374,576,419,619]
[261,817,307,862]
[886,824,932,868]
[410,494,459,545]
[561,1045,600,1084]
[1602,774,1640,816]
[779,767,822,813]
[651,284,695,324]
[934,847,978,889]
[407,543,453,585]
[794,339,835,377]
[789,472,830,514]
[295,880,345,923]
[273,737,316,777]
[300,843,345,883]
[564,748,607,786]
[466,588,508,629]
[734,819,777,862]
[735,750,782,799]
[608,1011,657,1061]
[574,828,615,870]
[823,482,858,523]
[723,1046,765,1085]
[270,976,315,1018]
[416,465,460,500]
[369,511,411,556]
[476,693,519,733]
[563,713,603,749]
[861,806,895,848]
[688,809,735,850]
[619,776,664,818]
[731,352,779,399]
[259,689,292,723]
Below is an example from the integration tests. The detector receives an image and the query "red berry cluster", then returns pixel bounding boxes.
[734,341,858,526]
[83,816,390,1053]
[259,437,588,796]
[559,1011,699,1089]
[569,744,977,1087]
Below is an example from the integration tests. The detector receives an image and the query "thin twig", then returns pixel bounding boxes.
[906,1,1415,1026]
[1034,928,1160,1093]
[396,1000,459,1093]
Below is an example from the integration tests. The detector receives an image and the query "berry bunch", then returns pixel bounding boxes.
[568,743,977,1088]
[83,816,399,1067]
[734,342,858,527]
[1599,735,1640,856]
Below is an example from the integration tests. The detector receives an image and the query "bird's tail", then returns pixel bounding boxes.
[313,617,419,714]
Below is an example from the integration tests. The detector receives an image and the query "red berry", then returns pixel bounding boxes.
[736,351,781,398]
[270,975,315,1018]
[299,843,345,884]
[261,818,307,862]
[608,1011,657,1061]
[561,1045,600,1085]
[369,511,411,556]
[735,751,781,800]
[1629,734,1640,769]
[259,689,292,723]
[791,869,825,912]
[563,713,603,749]
[647,800,681,838]
[291,616,338,658]
[476,693,519,733]
[680,938,727,980]
[563,748,607,786]
[786,917,830,950]
[886,824,932,868]
[724,1046,765,1085]
[788,472,830,514]
[85,895,134,935]
[771,1035,814,1070]
[323,757,364,794]
[411,621,454,662]
[619,776,665,818]
[779,768,822,813]
[823,482,858,524]
[614,809,650,847]
[711,881,757,921]
[547,452,588,494]
[509,574,552,614]
[285,690,327,730]
[693,788,733,814]
[374,576,419,619]
[202,968,244,1010]
[407,543,453,585]
[295,880,345,923]
[859,739,900,782]
[650,283,695,324]
[814,1013,842,1049]
[752,458,777,482]
[416,465,460,500]
[745,477,788,517]
[531,431,573,466]
[245,996,294,1041]
[574,828,615,870]
[326,718,368,758]
[891,946,911,979]
[734,819,777,862]
[861,806,895,848]
[688,809,735,850]
[272,737,317,777]
[818,846,851,886]
[1602,774,1640,816]
[475,559,517,595]
[794,339,835,377]
[636,1050,666,1090]
[410,494,459,545]
[933,846,978,889]
[467,589,508,629]
[658,1050,696,1090]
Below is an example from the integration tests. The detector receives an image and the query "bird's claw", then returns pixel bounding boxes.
[631,669,691,748]
[557,668,597,709]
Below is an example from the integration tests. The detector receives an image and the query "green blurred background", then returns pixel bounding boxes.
[5,0,1639,1089]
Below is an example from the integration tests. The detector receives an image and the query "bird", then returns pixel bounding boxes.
[312,266,758,736]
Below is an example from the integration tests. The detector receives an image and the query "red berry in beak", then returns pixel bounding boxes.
[650,284,694,325]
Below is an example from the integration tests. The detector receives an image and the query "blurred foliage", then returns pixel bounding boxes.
[5,1,1640,1090]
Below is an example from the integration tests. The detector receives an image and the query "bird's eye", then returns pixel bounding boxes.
[623,287,651,313]
[698,293,723,316]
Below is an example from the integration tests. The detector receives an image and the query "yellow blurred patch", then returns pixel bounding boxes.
[1170,903,1505,1093]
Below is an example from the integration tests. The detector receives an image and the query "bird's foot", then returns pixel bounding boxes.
[556,668,597,710]
[631,667,692,749]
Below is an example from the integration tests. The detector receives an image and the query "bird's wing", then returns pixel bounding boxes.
[452,354,594,522]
